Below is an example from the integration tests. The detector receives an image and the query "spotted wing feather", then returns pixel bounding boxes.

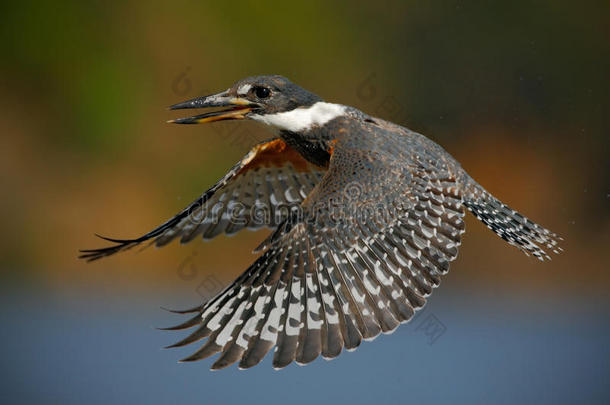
[461,177,562,261]
[79,139,325,261]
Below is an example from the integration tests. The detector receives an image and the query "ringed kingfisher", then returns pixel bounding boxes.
[80,75,562,370]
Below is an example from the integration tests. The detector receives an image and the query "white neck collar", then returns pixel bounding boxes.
[251,102,346,132]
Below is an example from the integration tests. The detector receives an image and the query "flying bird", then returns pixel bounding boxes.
[80,75,562,370]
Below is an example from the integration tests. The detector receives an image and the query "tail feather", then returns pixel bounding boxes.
[463,188,562,261]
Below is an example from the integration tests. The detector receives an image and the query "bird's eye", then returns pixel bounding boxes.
[254,86,271,99]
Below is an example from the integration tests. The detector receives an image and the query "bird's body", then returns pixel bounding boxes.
[81,75,561,370]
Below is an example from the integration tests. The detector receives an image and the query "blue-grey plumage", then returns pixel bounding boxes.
[80,75,562,370]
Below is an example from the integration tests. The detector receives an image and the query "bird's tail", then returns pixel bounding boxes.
[461,181,562,261]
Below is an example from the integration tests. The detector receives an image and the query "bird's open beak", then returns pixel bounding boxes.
[168,91,259,124]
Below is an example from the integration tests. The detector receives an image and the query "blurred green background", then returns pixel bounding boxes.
[1,1,608,404]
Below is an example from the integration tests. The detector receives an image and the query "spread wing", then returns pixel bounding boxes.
[79,139,326,261]
[163,134,466,370]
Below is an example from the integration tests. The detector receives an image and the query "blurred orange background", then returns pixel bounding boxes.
[1,2,607,297]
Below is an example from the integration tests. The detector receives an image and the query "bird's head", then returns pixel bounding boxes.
[169,75,346,133]
[169,75,320,123]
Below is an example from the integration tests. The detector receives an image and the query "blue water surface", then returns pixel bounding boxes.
[1,287,608,404]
